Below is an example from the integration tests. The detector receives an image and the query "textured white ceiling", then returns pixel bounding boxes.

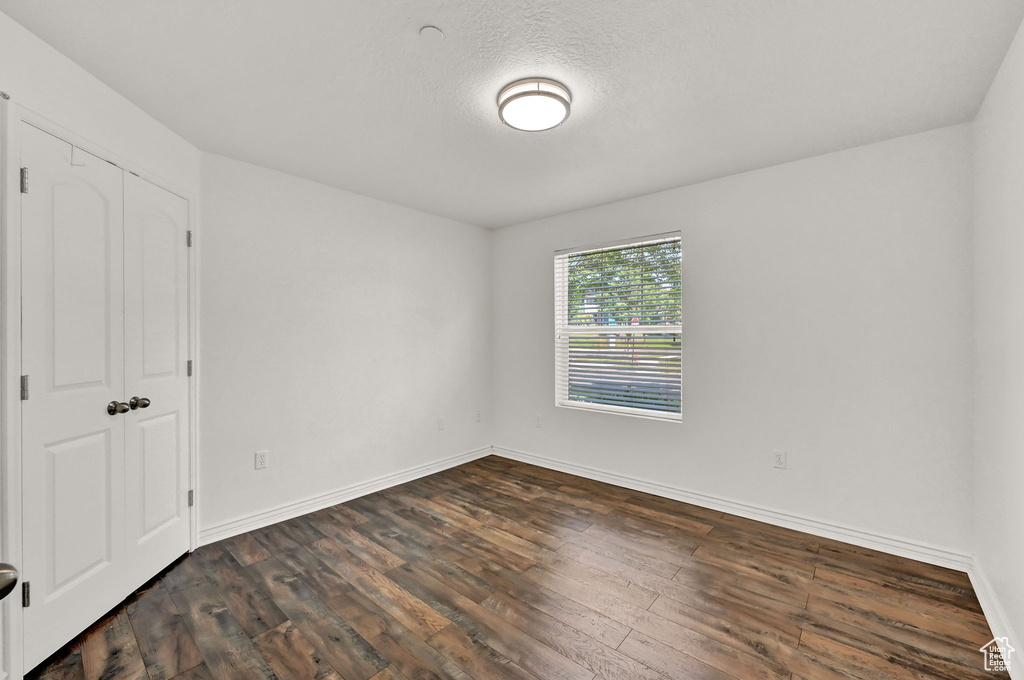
[2,1,1022,228]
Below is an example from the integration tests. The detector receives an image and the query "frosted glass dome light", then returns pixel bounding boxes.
[497,78,571,132]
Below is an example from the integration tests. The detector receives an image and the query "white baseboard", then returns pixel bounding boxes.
[969,559,1022,680]
[198,446,492,545]
[492,445,974,572]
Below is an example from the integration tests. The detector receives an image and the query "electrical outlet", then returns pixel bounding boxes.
[536,415,542,428]
[773,450,787,469]
[437,418,444,431]
[255,450,269,470]
[476,412,482,423]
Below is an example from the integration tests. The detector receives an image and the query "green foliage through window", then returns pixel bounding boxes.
[567,240,681,326]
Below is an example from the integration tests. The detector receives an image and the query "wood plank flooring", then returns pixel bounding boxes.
[28,455,1005,680]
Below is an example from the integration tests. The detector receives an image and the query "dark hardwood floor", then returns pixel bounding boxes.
[28,455,1004,680]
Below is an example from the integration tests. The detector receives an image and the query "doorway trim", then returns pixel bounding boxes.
[0,97,201,680]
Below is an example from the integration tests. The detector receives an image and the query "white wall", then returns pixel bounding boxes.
[973,16,1024,651]
[198,153,492,535]
[492,124,974,554]
[0,12,202,680]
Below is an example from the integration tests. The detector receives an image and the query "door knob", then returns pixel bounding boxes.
[129,396,151,410]
[0,563,17,601]
[107,400,130,415]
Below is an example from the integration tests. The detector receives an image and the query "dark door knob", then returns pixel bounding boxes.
[129,396,151,410]
[107,400,130,415]
[0,563,17,601]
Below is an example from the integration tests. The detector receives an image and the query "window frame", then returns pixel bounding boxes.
[554,232,683,422]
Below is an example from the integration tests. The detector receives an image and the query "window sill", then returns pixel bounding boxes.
[555,400,682,423]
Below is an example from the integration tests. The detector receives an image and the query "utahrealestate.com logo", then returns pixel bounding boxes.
[981,637,1015,673]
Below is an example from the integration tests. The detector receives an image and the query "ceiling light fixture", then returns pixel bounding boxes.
[497,78,571,132]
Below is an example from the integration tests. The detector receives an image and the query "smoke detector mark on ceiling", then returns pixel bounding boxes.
[419,25,444,44]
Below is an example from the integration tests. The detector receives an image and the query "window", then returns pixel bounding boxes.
[554,233,682,421]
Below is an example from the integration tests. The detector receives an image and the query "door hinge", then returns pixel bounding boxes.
[188,490,194,507]
[22,581,29,608]
[20,375,29,400]
[186,230,193,247]
[187,360,193,377]
[20,167,28,194]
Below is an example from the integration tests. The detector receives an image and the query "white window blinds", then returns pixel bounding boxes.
[554,233,682,421]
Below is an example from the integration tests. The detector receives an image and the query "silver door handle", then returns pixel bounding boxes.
[0,563,17,601]
[129,396,151,410]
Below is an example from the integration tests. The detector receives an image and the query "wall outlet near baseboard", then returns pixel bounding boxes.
[255,450,269,470]
[773,450,787,469]
[476,412,481,422]
[535,415,542,428]
[437,418,444,431]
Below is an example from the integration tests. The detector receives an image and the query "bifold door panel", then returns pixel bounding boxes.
[19,123,190,669]
[123,172,190,588]
[20,125,128,668]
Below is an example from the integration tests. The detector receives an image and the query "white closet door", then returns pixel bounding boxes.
[122,173,191,586]
[20,123,127,669]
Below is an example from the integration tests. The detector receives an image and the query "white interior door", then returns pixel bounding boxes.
[20,123,127,669]
[123,173,191,587]
[20,124,192,670]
